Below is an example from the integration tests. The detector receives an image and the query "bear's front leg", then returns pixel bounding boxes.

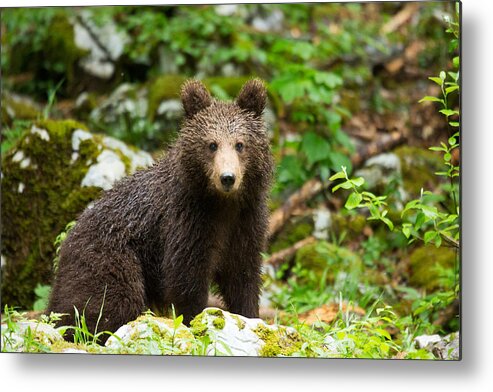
[215,215,265,318]
[172,286,210,325]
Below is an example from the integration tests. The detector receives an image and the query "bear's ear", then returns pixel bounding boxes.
[181,80,212,118]
[236,78,267,117]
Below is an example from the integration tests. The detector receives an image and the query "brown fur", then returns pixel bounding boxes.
[46,79,274,343]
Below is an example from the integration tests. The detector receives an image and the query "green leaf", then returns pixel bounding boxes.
[429,146,446,152]
[402,224,412,238]
[445,85,459,95]
[439,109,459,117]
[314,71,343,89]
[332,181,354,192]
[329,171,347,182]
[374,328,391,340]
[418,96,443,103]
[429,77,443,86]
[424,231,437,244]
[329,151,352,174]
[345,192,362,210]
[414,212,426,230]
[351,177,365,188]
[300,132,332,166]
[381,216,394,231]
[277,155,306,185]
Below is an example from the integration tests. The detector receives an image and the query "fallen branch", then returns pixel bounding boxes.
[380,3,420,35]
[264,236,317,268]
[268,131,406,240]
[433,299,460,327]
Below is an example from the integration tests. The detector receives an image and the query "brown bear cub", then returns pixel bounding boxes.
[47,79,274,343]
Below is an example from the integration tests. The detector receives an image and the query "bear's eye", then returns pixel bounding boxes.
[209,142,218,152]
[235,142,244,153]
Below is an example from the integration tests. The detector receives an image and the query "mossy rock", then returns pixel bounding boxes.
[269,218,313,254]
[409,245,457,292]
[1,318,64,353]
[1,120,153,309]
[295,240,363,285]
[105,314,195,355]
[395,146,445,196]
[330,213,367,241]
[1,92,41,126]
[8,14,88,97]
[190,307,305,357]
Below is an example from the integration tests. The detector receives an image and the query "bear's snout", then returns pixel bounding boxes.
[220,172,236,191]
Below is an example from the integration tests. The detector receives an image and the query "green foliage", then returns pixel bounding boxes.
[53,220,76,274]
[0,120,30,155]
[329,167,394,230]
[33,284,51,311]
[328,5,460,336]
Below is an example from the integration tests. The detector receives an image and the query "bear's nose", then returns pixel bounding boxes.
[220,172,236,188]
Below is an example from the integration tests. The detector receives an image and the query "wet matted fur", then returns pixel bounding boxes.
[46,79,274,343]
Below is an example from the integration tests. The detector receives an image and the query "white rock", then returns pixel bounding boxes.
[81,150,126,190]
[365,153,401,171]
[30,125,50,141]
[215,4,238,16]
[102,136,154,172]
[71,152,79,163]
[74,12,128,79]
[415,334,442,349]
[20,157,31,169]
[313,208,332,240]
[79,59,115,80]
[71,129,93,151]
[157,99,183,119]
[12,150,25,163]
[198,308,264,356]
[18,182,25,193]
[60,348,88,354]
[1,321,63,352]
[106,315,194,355]
[251,10,284,32]
[194,308,302,357]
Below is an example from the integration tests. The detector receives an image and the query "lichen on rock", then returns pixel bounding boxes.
[1,318,63,353]
[189,307,305,357]
[105,313,195,355]
[409,245,457,291]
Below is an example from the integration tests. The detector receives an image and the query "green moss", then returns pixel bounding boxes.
[212,317,225,330]
[269,221,313,254]
[1,93,40,126]
[190,312,208,337]
[146,75,187,120]
[43,15,89,89]
[1,120,103,309]
[395,146,445,196]
[409,245,457,291]
[203,76,251,98]
[254,324,303,357]
[331,213,367,241]
[206,308,224,317]
[231,315,246,330]
[295,240,363,285]
[50,340,90,353]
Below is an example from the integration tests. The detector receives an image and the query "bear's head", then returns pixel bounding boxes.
[177,79,273,198]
